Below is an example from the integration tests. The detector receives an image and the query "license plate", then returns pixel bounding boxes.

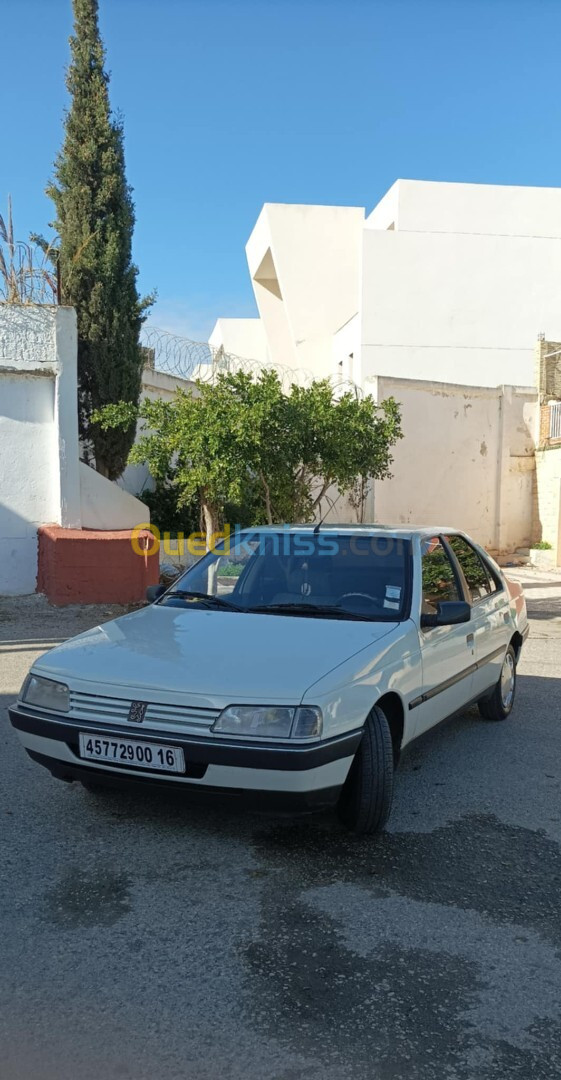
[78,733,185,773]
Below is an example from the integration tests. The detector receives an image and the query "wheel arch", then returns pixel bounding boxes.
[376,691,405,767]
[510,631,523,663]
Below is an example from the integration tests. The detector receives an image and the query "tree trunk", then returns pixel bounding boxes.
[201,498,221,594]
[311,480,332,512]
[201,500,220,550]
[95,458,111,479]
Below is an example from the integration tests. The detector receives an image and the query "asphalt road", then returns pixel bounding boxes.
[1,573,561,1080]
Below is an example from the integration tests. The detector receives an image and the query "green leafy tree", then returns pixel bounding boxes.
[94,371,402,547]
[286,380,401,522]
[47,0,152,478]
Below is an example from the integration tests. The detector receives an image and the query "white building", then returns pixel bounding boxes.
[210,179,561,391]
[207,180,561,556]
[209,318,270,366]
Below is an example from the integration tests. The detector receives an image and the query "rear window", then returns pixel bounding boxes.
[445,535,499,602]
[421,536,461,615]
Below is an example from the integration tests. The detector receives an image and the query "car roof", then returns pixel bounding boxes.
[238,524,461,539]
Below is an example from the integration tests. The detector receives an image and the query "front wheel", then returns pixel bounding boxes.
[478,645,517,721]
[337,705,394,835]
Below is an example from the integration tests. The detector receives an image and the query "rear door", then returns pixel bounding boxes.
[443,534,509,698]
[413,536,476,738]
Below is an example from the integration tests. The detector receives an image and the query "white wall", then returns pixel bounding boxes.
[0,374,60,593]
[371,376,537,552]
[361,228,561,388]
[367,179,561,238]
[209,318,269,364]
[246,203,364,380]
[362,180,561,390]
[365,182,400,231]
[80,463,148,530]
[0,305,81,594]
[0,304,151,594]
[333,314,360,388]
[54,307,82,529]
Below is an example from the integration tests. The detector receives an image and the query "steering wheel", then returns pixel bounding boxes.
[337,592,385,611]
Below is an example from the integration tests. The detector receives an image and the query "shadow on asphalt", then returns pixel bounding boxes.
[522,580,561,588]
[524,596,561,619]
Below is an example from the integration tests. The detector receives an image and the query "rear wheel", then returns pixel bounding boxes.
[478,645,517,721]
[337,705,394,835]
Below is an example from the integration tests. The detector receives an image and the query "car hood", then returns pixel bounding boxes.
[34,604,399,704]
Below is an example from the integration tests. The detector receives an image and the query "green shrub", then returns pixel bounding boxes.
[532,540,553,551]
[218,562,243,578]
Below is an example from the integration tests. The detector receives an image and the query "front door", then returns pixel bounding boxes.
[413,536,476,738]
[443,534,509,698]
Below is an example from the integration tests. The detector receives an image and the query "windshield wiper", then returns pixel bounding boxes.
[164,590,240,611]
[250,602,373,621]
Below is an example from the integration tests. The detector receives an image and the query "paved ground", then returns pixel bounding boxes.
[1,573,561,1080]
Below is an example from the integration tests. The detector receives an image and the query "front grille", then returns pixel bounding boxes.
[68,690,220,734]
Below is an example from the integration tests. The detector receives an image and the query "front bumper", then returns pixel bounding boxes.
[9,705,361,810]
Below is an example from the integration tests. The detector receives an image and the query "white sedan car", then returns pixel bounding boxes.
[10,526,528,834]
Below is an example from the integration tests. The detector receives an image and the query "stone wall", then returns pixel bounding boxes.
[532,448,561,563]
[536,337,561,402]
[370,376,537,554]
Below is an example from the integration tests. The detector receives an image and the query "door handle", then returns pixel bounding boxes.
[466,633,474,645]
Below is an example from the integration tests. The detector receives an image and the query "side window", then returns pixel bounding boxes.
[421,537,460,616]
[445,535,496,602]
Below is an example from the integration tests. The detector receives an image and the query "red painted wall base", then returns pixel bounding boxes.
[37,525,159,605]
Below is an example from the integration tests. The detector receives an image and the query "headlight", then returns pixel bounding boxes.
[21,674,70,713]
[212,705,322,740]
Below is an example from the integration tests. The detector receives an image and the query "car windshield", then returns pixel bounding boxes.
[161,532,410,621]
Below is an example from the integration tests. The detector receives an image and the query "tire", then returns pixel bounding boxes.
[478,644,517,721]
[337,705,394,835]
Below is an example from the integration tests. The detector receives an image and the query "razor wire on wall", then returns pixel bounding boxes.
[141,324,362,397]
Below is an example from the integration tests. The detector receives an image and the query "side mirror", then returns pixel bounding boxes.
[146,584,166,603]
[421,600,471,629]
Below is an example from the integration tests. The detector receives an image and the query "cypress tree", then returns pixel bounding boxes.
[48,0,151,479]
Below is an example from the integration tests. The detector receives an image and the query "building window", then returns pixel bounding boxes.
[550,401,561,441]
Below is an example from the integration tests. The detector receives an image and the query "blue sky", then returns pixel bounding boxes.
[3,0,561,340]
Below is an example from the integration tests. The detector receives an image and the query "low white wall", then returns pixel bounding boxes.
[80,463,149,530]
[0,305,80,594]
[370,377,537,552]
